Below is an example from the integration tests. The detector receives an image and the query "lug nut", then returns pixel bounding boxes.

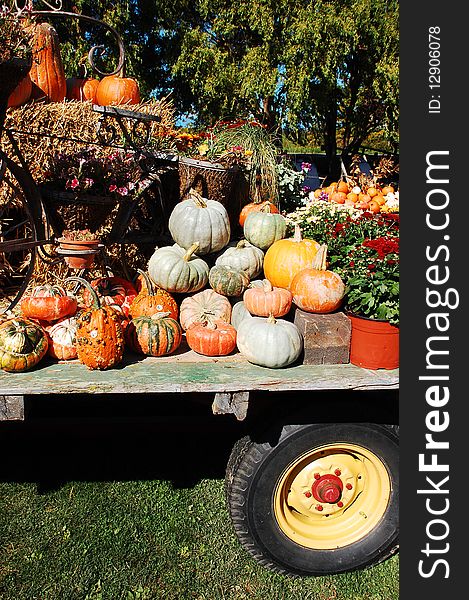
[316,505,323,511]
[304,491,312,498]
[334,469,341,476]
[346,483,353,490]
[314,473,321,480]
[337,501,344,508]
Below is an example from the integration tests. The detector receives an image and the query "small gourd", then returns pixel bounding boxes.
[0,318,49,372]
[46,316,78,361]
[209,265,250,297]
[125,312,182,357]
[66,277,125,370]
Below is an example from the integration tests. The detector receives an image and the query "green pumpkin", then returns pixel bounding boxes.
[215,239,264,279]
[0,318,49,372]
[168,189,230,255]
[243,209,287,250]
[209,265,250,297]
[126,312,183,356]
[147,243,209,293]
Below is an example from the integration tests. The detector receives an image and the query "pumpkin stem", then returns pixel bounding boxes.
[188,188,207,208]
[236,239,249,249]
[267,314,277,324]
[311,244,328,271]
[293,224,303,243]
[262,279,273,292]
[183,242,200,261]
[136,268,155,295]
[64,276,101,309]
[260,203,272,213]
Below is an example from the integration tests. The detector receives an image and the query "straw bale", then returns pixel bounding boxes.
[3,97,176,183]
[2,98,177,289]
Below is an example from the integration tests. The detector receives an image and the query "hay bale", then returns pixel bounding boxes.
[2,98,177,288]
[3,97,176,184]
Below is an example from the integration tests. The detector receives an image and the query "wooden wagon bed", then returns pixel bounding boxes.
[0,348,398,421]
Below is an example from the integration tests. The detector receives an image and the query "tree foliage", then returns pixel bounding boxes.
[53,0,399,159]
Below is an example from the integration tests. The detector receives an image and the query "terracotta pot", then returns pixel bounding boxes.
[57,238,100,269]
[348,314,399,370]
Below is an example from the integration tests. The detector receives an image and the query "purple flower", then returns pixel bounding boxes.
[109,184,117,193]
[301,162,311,172]
[117,187,128,196]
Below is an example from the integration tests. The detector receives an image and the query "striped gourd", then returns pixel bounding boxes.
[126,312,182,357]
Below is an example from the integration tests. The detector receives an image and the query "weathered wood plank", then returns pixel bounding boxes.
[0,395,25,421]
[0,351,398,396]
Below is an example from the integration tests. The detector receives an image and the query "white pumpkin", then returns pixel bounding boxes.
[180,289,232,331]
[147,243,209,294]
[237,315,303,368]
[230,300,253,330]
[46,316,78,361]
[215,239,264,279]
[168,189,230,255]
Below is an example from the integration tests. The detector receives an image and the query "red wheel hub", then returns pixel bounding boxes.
[311,474,344,504]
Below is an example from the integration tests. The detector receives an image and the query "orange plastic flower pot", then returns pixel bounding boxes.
[348,314,399,370]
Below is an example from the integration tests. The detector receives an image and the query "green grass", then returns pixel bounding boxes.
[0,408,399,600]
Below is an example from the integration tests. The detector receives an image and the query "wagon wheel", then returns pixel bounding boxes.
[0,154,42,313]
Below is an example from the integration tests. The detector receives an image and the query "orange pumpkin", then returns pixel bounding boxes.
[66,77,99,102]
[29,22,66,102]
[8,74,32,108]
[330,191,347,204]
[243,279,292,318]
[128,270,178,321]
[367,199,380,213]
[381,186,395,195]
[186,319,237,356]
[263,224,320,289]
[337,180,349,194]
[96,72,140,106]
[290,245,345,313]
[239,200,279,227]
[21,285,78,322]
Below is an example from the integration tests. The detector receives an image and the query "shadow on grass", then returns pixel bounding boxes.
[0,392,243,493]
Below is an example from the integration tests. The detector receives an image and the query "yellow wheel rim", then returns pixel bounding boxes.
[273,443,392,550]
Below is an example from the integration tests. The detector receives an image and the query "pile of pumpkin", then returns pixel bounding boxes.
[0,192,346,373]
[312,180,399,214]
[8,21,140,109]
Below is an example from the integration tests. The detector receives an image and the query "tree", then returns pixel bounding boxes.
[51,0,399,161]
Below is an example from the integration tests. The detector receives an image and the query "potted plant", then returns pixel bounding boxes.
[286,201,399,369]
[57,229,101,269]
[338,235,399,370]
[40,147,152,235]
[175,120,279,232]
